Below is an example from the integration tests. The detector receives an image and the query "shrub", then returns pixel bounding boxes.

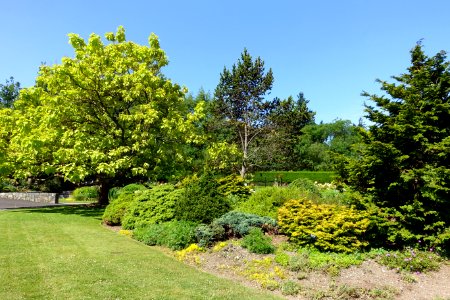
[175,172,231,223]
[289,178,321,196]
[281,281,302,296]
[102,184,148,225]
[132,220,198,250]
[274,251,290,267]
[378,248,442,273]
[213,211,277,238]
[237,186,311,218]
[241,228,275,254]
[72,186,99,201]
[195,223,225,248]
[121,184,182,229]
[216,174,251,198]
[278,199,370,253]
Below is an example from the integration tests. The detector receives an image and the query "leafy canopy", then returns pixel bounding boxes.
[2,26,204,203]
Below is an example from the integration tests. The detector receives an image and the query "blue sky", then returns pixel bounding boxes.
[1,0,450,124]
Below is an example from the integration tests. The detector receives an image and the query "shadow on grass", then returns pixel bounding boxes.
[16,205,104,220]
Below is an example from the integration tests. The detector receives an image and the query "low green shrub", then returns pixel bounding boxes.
[0,181,17,192]
[281,281,302,296]
[132,220,198,250]
[175,172,231,223]
[122,184,183,229]
[213,211,277,237]
[378,248,442,273]
[102,184,148,226]
[278,199,371,253]
[195,223,226,248]
[274,251,290,267]
[241,228,275,254]
[236,186,311,218]
[72,186,99,201]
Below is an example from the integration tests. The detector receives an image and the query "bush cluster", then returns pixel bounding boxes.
[132,220,198,250]
[102,184,147,226]
[213,211,277,237]
[72,186,99,201]
[278,199,370,253]
[122,185,183,229]
[241,228,275,254]
[194,211,276,247]
[237,186,312,218]
[378,248,442,273]
[175,172,231,224]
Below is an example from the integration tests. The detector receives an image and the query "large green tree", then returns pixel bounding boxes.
[3,27,204,204]
[345,44,450,249]
[213,49,274,177]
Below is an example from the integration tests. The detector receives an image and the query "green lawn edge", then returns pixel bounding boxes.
[0,206,280,300]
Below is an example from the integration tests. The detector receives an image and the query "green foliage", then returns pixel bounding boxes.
[274,251,290,267]
[378,248,442,273]
[213,211,277,237]
[175,172,231,223]
[195,223,226,248]
[241,228,275,254]
[213,48,274,177]
[102,184,148,226]
[237,186,311,218]
[72,186,99,202]
[132,220,198,250]
[253,171,336,185]
[288,178,321,196]
[344,44,450,249]
[216,174,251,197]
[0,77,20,108]
[278,199,371,253]
[122,184,183,229]
[280,281,302,296]
[255,92,315,171]
[0,180,18,192]
[4,26,205,205]
[295,119,361,171]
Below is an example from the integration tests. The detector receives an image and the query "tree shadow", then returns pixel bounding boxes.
[14,205,104,220]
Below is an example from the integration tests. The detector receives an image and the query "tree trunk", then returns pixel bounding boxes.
[98,179,111,206]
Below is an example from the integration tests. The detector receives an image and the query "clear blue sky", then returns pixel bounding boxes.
[2,0,450,124]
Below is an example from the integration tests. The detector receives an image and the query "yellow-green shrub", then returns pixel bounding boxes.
[278,199,370,253]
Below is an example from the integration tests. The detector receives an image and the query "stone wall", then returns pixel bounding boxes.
[0,192,59,204]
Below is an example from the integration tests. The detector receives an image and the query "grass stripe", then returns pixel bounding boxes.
[0,206,280,300]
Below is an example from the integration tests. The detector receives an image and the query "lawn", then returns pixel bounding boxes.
[0,206,280,300]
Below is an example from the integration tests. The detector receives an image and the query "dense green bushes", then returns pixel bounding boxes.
[236,186,312,218]
[278,199,370,253]
[175,172,231,223]
[213,211,277,237]
[241,228,275,254]
[122,185,183,229]
[102,184,147,226]
[133,220,198,250]
[72,186,99,202]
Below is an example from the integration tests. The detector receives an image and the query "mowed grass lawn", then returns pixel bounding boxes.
[0,206,279,300]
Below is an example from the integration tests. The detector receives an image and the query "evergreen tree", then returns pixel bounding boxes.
[345,43,450,249]
[214,49,274,177]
